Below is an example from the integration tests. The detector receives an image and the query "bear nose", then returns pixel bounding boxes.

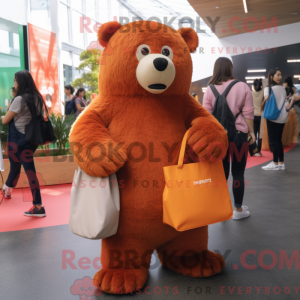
[153,58,168,71]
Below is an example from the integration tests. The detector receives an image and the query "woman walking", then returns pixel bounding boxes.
[203,57,255,220]
[252,79,264,156]
[74,88,87,117]
[1,70,46,217]
[262,69,289,171]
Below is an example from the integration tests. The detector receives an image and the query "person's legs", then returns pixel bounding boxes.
[254,116,260,142]
[222,147,230,181]
[278,123,285,164]
[254,116,262,153]
[18,144,42,206]
[4,143,22,196]
[267,120,279,163]
[231,133,248,209]
[230,133,250,219]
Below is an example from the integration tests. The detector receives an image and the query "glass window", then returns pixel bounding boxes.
[87,20,97,47]
[85,0,96,21]
[30,0,51,31]
[59,3,70,43]
[73,53,83,79]
[63,65,73,86]
[13,33,20,50]
[111,0,120,21]
[61,50,72,66]
[72,0,83,12]
[0,29,9,52]
[99,0,109,24]
[72,11,85,48]
[119,4,129,20]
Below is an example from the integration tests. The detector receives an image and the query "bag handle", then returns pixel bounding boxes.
[177,130,190,169]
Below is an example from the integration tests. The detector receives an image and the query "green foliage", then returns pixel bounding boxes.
[0,110,9,149]
[48,112,76,155]
[72,50,99,99]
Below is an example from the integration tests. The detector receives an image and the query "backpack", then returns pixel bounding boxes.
[263,88,285,120]
[210,80,242,143]
[65,97,77,115]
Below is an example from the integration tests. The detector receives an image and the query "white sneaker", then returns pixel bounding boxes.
[262,161,280,171]
[242,205,249,211]
[232,207,250,220]
[254,152,262,157]
[278,163,285,170]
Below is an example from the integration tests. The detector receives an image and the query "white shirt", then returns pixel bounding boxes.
[264,86,288,123]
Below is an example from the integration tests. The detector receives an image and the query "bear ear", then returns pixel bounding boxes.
[98,21,122,48]
[177,28,198,53]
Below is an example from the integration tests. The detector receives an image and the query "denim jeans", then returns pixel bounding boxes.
[5,119,42,205]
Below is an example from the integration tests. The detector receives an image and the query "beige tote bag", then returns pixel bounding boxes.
[69,168,120,240]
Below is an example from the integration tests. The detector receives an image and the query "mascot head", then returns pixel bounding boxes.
[97,21,198,97]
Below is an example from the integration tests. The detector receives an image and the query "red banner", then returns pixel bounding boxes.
[28,24,61,114]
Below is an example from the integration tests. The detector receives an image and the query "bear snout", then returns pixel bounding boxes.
[153,58,168,72]
[136,54,176,95]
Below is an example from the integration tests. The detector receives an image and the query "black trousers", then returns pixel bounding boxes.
[254,116,262,152]
[267,120,285,162]
[223,132,248,208]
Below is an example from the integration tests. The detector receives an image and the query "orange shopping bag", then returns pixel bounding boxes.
[163,129,233,231]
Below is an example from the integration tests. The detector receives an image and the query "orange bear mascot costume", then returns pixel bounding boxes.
[69,21,228,294]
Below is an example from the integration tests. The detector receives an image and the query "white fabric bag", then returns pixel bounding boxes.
[69,168,120,240]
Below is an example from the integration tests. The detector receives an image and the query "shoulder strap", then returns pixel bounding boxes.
[279,99,286,111]
[222,80,239,98]
[209,84,220,98]
[234,103,244,120]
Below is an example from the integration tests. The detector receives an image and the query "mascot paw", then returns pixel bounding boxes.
[188,132,228,162]
[77,143,127,178]
[195,250,225,277]
[162,250,225,277]
[93,268,148,294]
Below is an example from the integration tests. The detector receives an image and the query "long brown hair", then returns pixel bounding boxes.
[14,70,45,117]
[261,68,281,111]
[208,57,235,85]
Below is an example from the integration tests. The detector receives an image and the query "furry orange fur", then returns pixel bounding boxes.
[69,21,228,294]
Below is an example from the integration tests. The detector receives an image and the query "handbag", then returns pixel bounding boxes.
[263,88,285,120]
[25,103,56,145]
[163,129,233,231]
[69,168,120,240]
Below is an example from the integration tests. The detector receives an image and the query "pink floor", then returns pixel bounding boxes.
[0,143,296,233]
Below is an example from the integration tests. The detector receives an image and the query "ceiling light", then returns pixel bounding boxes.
[294,75,300,78]
[243,0,248,13]
[202,88,207,92]
[247,80,254,83]
[247,69,266,72]
[245,76,265,79]
[288,59,300,63]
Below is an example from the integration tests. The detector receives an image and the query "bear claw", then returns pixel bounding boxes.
[93,268,148,294]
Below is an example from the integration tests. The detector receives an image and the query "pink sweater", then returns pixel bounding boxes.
[203,80,254,134]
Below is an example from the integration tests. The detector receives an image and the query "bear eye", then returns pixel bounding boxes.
[162,48,170,56]
[141,47,149,55]
[136,44,151,61]
[161,46,173,60]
